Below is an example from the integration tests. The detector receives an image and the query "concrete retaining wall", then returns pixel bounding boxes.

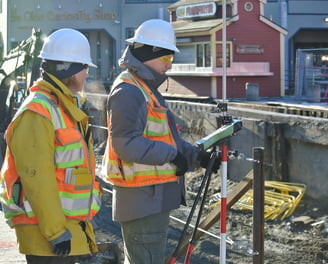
[167,101,328,199]
[84,92,327,199]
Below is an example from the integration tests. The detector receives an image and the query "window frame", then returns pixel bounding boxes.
[175,41,232,68]
[216,42,232,68]
[125,27,136,40]
[196,43,211,67]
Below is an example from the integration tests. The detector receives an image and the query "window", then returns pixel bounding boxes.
[205,44,211,67]
[174,45,195,64]
[175,42,232,69]
[125,27,136,40]
[216,42,231,67]
[196,43,211,67]
[196,45,203,67]
[174,43,211,67]
[244,2,254,12]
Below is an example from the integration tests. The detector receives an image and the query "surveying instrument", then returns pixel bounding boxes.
[169,102,242,264]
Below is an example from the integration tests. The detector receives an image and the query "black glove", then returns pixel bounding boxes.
[172,151,188,176]
[52,240,71,257]
[197,150,221,173]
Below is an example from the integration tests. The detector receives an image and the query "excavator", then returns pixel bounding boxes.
[0,28,43,166]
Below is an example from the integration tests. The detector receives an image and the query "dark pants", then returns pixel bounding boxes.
[25,255,81,264]
[120,211,170,264]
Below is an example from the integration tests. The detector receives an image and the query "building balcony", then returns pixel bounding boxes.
[168,62,273,77]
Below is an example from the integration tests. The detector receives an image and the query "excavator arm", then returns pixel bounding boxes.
[0,28,43,165]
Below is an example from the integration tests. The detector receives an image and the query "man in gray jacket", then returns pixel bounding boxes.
[101,19,218,264]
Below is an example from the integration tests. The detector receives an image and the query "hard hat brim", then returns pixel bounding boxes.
[39,53,97,68]
[126,37,179,53]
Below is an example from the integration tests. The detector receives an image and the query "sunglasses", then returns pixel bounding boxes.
[83,64,89,74]
[159,55,174,64]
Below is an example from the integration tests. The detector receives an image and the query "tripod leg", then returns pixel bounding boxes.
[183,152,219,264]
[169,152,217,264]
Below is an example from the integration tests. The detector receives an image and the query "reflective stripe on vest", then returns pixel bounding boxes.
[0,89,101,227]
[102,71,178,187]
[30,93,85,169]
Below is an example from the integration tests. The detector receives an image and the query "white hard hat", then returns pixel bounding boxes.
[126,19,179,53]
[39,28,96,67]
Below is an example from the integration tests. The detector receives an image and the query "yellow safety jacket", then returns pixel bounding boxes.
[102,71,178,187]
[0,84,102,227]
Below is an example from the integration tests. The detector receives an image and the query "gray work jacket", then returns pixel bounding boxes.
[109,47,201,222]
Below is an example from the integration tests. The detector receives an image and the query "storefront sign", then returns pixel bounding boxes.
[176,2,216,19]
[10,8,116,23]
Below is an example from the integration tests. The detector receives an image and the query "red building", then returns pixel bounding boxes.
[162,0,287,99]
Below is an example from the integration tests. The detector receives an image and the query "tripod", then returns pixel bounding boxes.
[169,149,221,264]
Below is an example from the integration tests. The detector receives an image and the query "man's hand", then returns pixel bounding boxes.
[197,150,221,173]
[172,151,188,176]
[52,240,71,257]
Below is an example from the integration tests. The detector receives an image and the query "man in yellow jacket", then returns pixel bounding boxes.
[0,28,102,264]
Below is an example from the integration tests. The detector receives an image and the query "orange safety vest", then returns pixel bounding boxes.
[102,71,178,187]
[0,86,101,227]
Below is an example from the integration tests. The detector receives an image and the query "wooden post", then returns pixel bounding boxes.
[253,147,264,264]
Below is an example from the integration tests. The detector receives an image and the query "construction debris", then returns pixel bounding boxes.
[232,181,306,220]
[291,215,314,225]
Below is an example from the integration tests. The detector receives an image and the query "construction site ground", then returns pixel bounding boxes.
[90,166,328,264]
[1,150,328,264]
